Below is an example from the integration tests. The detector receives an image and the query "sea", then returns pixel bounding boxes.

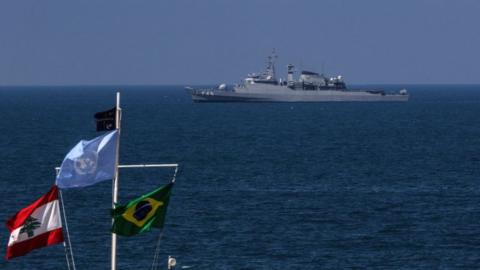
[0,85,479,269]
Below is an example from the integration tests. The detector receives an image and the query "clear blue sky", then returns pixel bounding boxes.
[1,0,479,85]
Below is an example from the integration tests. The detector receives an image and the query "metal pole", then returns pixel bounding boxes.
[118,164,178,168]
[59,190,77,270]
[111,92,121,270]
[56,168,77,270]
[55,164,178,171]
[59,189,71,270]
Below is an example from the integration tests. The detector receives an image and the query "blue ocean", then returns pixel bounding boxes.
[0,85,479,269]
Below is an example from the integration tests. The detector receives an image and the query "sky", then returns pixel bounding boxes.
[0,0,479,85]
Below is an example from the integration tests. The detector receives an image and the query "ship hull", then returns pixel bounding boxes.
[190,86,409,102]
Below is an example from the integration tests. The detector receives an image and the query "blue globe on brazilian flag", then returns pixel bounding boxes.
[112,183,173,236]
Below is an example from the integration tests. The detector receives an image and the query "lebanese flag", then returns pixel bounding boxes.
[5,185,64,259]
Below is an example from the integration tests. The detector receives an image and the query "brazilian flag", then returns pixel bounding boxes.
[112,183,173,236]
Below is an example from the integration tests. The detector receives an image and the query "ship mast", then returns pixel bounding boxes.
[266,49,277,80]
[111,92,121,270]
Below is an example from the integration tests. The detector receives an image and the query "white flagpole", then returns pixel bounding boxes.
[111,92,121,270]
[55,168,77,270]
[59,190,77,270]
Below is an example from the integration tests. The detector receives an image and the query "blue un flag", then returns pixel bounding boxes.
[57,130,118,189]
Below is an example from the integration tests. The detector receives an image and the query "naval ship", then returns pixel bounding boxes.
[188,53,409,102]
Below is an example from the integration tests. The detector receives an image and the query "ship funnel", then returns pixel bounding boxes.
[287,64,295,82]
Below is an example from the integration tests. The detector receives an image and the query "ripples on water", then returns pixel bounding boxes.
[0,85,480,269]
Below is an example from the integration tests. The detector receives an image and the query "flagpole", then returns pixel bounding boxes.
[59,190,77,270]
[55,168,77,270]
[111,92,121,270]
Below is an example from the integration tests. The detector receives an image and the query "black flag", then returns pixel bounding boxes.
[94,107,116,131]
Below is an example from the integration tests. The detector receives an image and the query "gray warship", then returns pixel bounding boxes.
[188,52,409,102]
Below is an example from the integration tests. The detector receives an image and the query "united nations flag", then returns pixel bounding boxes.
[56,130,118,189]
[112,183,173,236]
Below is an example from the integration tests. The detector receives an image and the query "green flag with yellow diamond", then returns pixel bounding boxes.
[112,183,173,236]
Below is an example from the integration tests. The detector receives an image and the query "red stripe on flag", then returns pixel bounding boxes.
[6,185,59,232]
[6,227,64,259]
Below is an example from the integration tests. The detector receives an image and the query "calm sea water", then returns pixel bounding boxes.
[0,85,480,269]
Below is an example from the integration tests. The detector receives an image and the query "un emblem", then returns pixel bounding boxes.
[74,150,98,175]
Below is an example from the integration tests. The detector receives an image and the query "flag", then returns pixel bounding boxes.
[94,107,116,131]
[6,185,64,259]
[56,130,118,189]
[112,183,173,236]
